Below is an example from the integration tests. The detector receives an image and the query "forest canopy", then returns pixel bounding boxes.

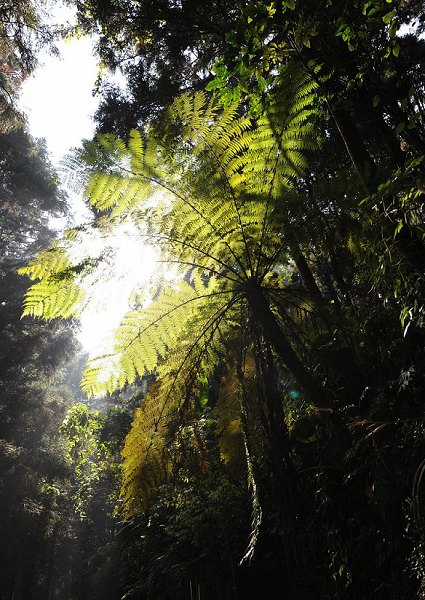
[4,0,425,599]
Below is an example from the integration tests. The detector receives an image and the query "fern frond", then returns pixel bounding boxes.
[120,375,178,516]
[22,277,84,319]
[80,274,235,395]
[19,241,88,319]
[18,245,71,281]
[120,296,240,516]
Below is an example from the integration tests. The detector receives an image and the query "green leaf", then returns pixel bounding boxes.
[393,219,403,239]
[373,95,380,107]
[257,75,267,92]
[382,10,395,24]
[206,78,225,91]
[389,19,398,37]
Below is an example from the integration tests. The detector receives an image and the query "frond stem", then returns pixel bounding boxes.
[156,259,240,284]
[121,289,235,353]
[115,155,249,278]
[187,125,255,278]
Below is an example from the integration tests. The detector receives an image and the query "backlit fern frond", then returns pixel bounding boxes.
[120,298,244,517]
[235,62,320,200]
[120,375,181,516]
[213,366,245,469]
[19,243,86,319]
[21,278,84,319]
[75,129,163,217]
[19,245,71,281]
[119,287,242,516]
[164,68,318,210]
[121,369,207,516]
[168,91,219,144]
[80,274,235,396]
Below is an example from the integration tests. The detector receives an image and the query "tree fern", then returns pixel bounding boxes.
[22,79,327,526]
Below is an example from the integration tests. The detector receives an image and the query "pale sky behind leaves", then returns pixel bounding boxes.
[19,5,99,164]
[18,7,157,358]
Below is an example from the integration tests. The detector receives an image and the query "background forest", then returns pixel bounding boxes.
[2,0,425,599]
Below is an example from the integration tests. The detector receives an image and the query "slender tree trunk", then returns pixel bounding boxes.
[298,54,425,274]
[288,239,323,300]
[331,109,376,194]
[248,283,351,452]
[248,282,328,407]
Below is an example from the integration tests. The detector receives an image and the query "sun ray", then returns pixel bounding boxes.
[75,222,159,355]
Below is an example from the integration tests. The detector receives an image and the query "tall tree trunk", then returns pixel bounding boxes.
[248,282,328,407]
[288,239,323,301]
[254,343,304,544]
[251,342,315,595]
[248,283,351,452]
[299,55,425,274]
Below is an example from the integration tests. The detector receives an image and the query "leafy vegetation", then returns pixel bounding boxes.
[2,0,425,598]
[0,0,57,131]
[0,126,77,599]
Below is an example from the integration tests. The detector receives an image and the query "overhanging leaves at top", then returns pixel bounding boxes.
[22,69,321,399]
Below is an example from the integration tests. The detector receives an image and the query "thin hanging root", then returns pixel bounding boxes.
[239,425,263,565]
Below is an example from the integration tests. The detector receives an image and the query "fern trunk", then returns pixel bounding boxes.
[254,344,308,560]
[248,284,351,454]
[248,283,328,407]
